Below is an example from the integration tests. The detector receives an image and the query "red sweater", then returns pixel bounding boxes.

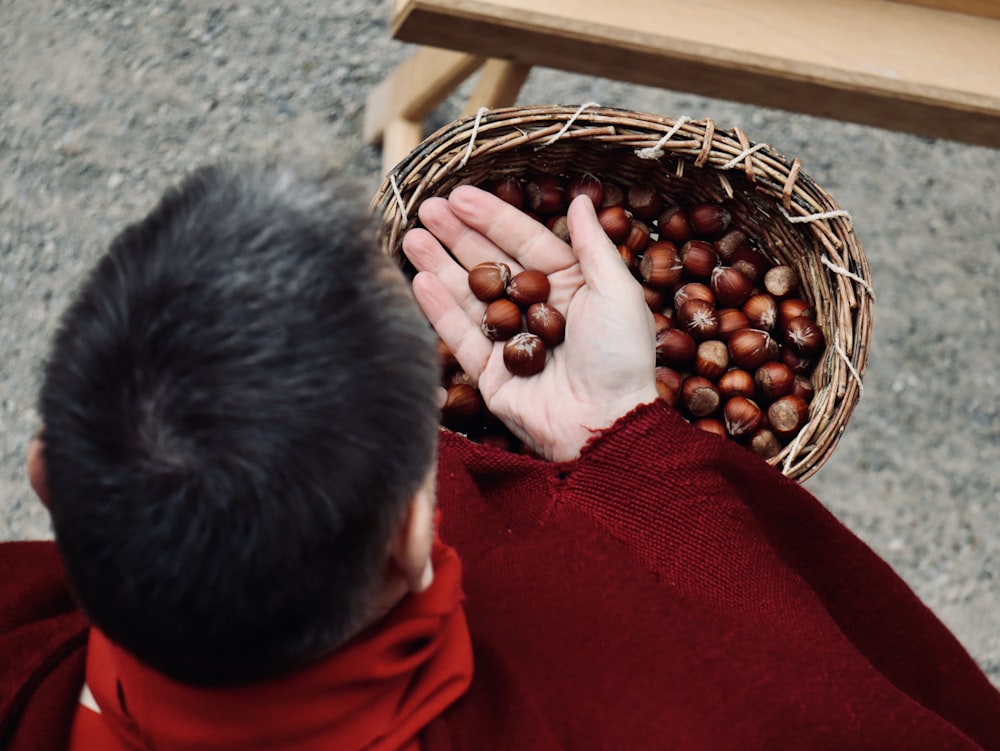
[2,401,999,749]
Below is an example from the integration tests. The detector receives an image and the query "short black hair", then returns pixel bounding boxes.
[39,162,440,685]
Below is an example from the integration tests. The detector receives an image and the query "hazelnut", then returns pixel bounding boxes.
[507,269,551,307]
[641,283,667,313]
[710,266,753,308]
[468,261,512,302]
[626,184,664,221]
[617,244,638,272]
[481,298,522,341]
[566,173,604,209]
[639,242,683,287]
[503,332,547,377]
[688,203,731,239]
[767,395,810,439]
[727,328,775,370]
[780,347,816,376]
[655,366,683,408]
[656,206,693,245]
[526,302,566,347]
[724,396,763,438]
[651,312,673,336]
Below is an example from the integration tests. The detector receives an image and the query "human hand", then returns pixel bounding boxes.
[402,186,658,462]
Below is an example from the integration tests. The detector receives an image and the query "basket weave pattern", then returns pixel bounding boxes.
[373,106,873,481]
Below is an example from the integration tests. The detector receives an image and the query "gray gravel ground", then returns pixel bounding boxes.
[2,0,997,687]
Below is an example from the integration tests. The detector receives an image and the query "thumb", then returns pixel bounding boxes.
[566,195,637,295]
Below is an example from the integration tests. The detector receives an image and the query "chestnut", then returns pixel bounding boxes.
[741,293,778,332]
[714,229,750,260]
[688,202,731,239]
[750,428,783,459]
[783,316,825,357]
[676,299,719,341]
[656,328,696,368]
[729,246,769,283]
[767,395,810,439]
[695,339,729,380]
[626,184,663,220]
[468,261,512,302]
[481,298,522,341]
[723,396,763,438]
[673,282,715,310]
[679,240,720,280]
[525,175,565,214]
[598,206,632,244]
[754,361,795,400]
[503,332,547,377]
[717,368,756,399]
[656,206,693,245]
[682,376,721,418]
[692,418,728,437]
[763,265,800,299]
[507,269,551,307]
[492,176,525,209]
[710,266,753,308]
[600,182,625,208]
[639,242,682,287]
[716,307,750,341]
[727,328,775,370]
[566,173,604,209]
[526,302,566,347]
[441,383,482,431]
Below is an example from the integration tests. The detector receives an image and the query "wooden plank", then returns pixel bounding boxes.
[461,59,532,117]
[888,0,1000,20]
[390,0,1000,148]
[363,46,485,145]
[381,118,425,177]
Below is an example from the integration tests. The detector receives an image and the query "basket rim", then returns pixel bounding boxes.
[373,105,873,482]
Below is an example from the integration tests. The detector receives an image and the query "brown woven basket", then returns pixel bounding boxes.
[372,105,873,481]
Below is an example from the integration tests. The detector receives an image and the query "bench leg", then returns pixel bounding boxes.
[461,59,532,117]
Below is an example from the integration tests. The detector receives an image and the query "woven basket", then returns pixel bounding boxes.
[372,105,873,481]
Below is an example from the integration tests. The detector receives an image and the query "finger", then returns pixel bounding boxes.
[418,196,525,273]
[402,227,487,314]
[448,186,576,273]
[411,271,494,381]
[566,195,638,295]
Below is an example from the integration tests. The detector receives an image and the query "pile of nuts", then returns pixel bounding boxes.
[437,173,825,459]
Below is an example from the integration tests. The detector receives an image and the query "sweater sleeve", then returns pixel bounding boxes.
[560,401,1000,748]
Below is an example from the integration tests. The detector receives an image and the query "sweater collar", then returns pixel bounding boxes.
[80,540,472,751]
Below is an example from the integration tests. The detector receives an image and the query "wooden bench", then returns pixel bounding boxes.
[364,0,1000,174]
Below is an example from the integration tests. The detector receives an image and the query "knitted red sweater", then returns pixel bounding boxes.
[2,400,999,749]
[424,400,1000,749]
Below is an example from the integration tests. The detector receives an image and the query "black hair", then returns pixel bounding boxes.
[39,162,440,685]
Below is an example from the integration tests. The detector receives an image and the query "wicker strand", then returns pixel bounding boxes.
[834,333,866,397]
[782,426,809,474]
[780,206,853,226]
[389,172,408,224]
[635,116,691,160]
[541,102,600,146]
[721,142,768,170]
[694,119,715,167]
[821,254,876,300]
[457,107,491,169]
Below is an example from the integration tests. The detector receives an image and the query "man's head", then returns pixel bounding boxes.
[34,162,441,685]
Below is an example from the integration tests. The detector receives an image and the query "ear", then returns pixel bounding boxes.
[389,465,437,594]
[27,429,50,508]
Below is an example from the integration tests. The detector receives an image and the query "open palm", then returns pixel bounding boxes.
[402,186,658,462]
